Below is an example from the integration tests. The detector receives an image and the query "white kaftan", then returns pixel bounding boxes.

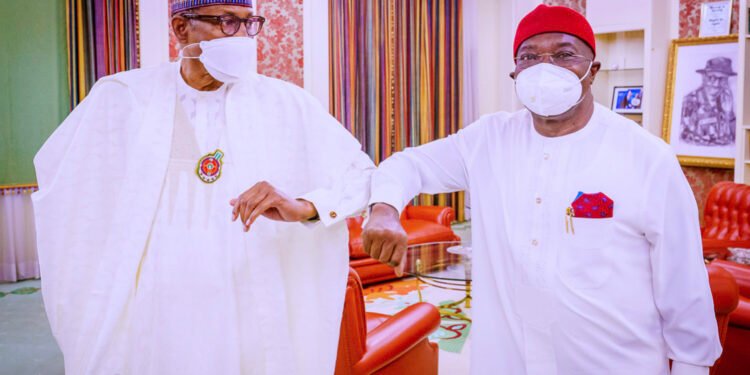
[370,104,721,375]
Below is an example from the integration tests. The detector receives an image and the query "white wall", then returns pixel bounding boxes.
[303,0,330,109]
[470,0,544,120]
[587,0,649,33]
[139,0,170,68]
[470,0,504,120]
[641,0,679,136]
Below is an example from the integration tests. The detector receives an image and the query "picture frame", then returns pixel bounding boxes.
[699,0,732,37]
[661,35,739,169]
[611,86,643,114]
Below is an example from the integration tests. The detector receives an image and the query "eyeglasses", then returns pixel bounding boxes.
[182,13,266,37]
[514,52,591,69]
[705,74,728,83]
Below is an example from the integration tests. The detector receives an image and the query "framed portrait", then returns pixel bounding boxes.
[611,86,643,114]
[661,35,739,168]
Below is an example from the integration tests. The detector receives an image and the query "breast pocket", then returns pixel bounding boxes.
[558,194,616,289]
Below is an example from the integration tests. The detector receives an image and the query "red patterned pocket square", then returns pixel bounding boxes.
[571,192,614,219]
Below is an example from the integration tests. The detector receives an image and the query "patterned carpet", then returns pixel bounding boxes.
[0,286,40,299]
[363,277,472,354]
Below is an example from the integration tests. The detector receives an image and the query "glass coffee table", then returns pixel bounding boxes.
[403,241,472,321]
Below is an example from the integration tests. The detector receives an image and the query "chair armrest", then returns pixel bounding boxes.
[730,297,750,327]
[707,265,739,315]
[711,260,750,297]
[353,303,441,374]
[403,206,455,227]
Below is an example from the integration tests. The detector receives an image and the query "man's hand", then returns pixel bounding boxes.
[362,203,408,276]
[230,181,317,232]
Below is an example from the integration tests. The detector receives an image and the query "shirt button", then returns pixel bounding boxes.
[531,239,539,246]
[535,197,542,204]
[329,211,338,219]
[543,153,550,160]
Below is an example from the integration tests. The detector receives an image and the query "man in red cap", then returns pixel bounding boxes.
[33,1,374,374]
[363,4,720,374]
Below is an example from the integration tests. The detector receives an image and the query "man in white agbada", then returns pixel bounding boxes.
[32,1,374,373]
[362,5,721,375]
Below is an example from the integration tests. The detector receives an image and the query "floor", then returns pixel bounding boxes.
[0,279,63,375]
[0,223,472,374]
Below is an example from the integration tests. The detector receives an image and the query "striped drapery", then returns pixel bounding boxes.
[329,0,465,220]
[66,0,140,108]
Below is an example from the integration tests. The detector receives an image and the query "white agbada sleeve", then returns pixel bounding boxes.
[32,78,149,373]
[296,97,376,226]
[642,152,722,373]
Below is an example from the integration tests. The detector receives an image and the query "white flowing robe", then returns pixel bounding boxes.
[370,104,722,375]
[32,62,375,374]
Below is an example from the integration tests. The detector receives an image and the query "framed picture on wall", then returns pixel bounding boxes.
[611,86,643,114]
[661,35,739,169]
[699,0,732,37]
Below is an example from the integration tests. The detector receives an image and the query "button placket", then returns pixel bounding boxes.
[528,147,552,286]
[543,143,571,287]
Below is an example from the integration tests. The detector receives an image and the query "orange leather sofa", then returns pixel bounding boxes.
[335,268,441,375]
[709,260,750,375]
[701,182,750,259]
[348,205,460,285]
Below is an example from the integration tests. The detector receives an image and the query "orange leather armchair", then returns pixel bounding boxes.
[709,260,750,375]
[701,182,750,259]
[336,268,441,375]
[705,261,740,374]
[348,205,460,285]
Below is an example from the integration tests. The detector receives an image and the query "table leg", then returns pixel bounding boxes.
[416,259,424,303]
[416,277,423,303]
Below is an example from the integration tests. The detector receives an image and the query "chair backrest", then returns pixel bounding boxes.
[706,262,740,348]
[335,268,368,373]
[703,182,750,241]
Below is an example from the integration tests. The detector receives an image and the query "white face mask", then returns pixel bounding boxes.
[514,62,592,117]
[180,37,258,83]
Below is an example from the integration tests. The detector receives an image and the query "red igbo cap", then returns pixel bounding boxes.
[513,5,596,58]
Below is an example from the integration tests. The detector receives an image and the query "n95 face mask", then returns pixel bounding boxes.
[180,37,257,83]
[514,62,591,117]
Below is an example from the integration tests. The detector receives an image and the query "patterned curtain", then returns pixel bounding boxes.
[329,0,465,220]
[66,0,140,108]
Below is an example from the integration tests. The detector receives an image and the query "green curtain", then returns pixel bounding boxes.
[0,0,70,188]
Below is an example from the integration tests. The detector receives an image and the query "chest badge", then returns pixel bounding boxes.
[196,149,224,184]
